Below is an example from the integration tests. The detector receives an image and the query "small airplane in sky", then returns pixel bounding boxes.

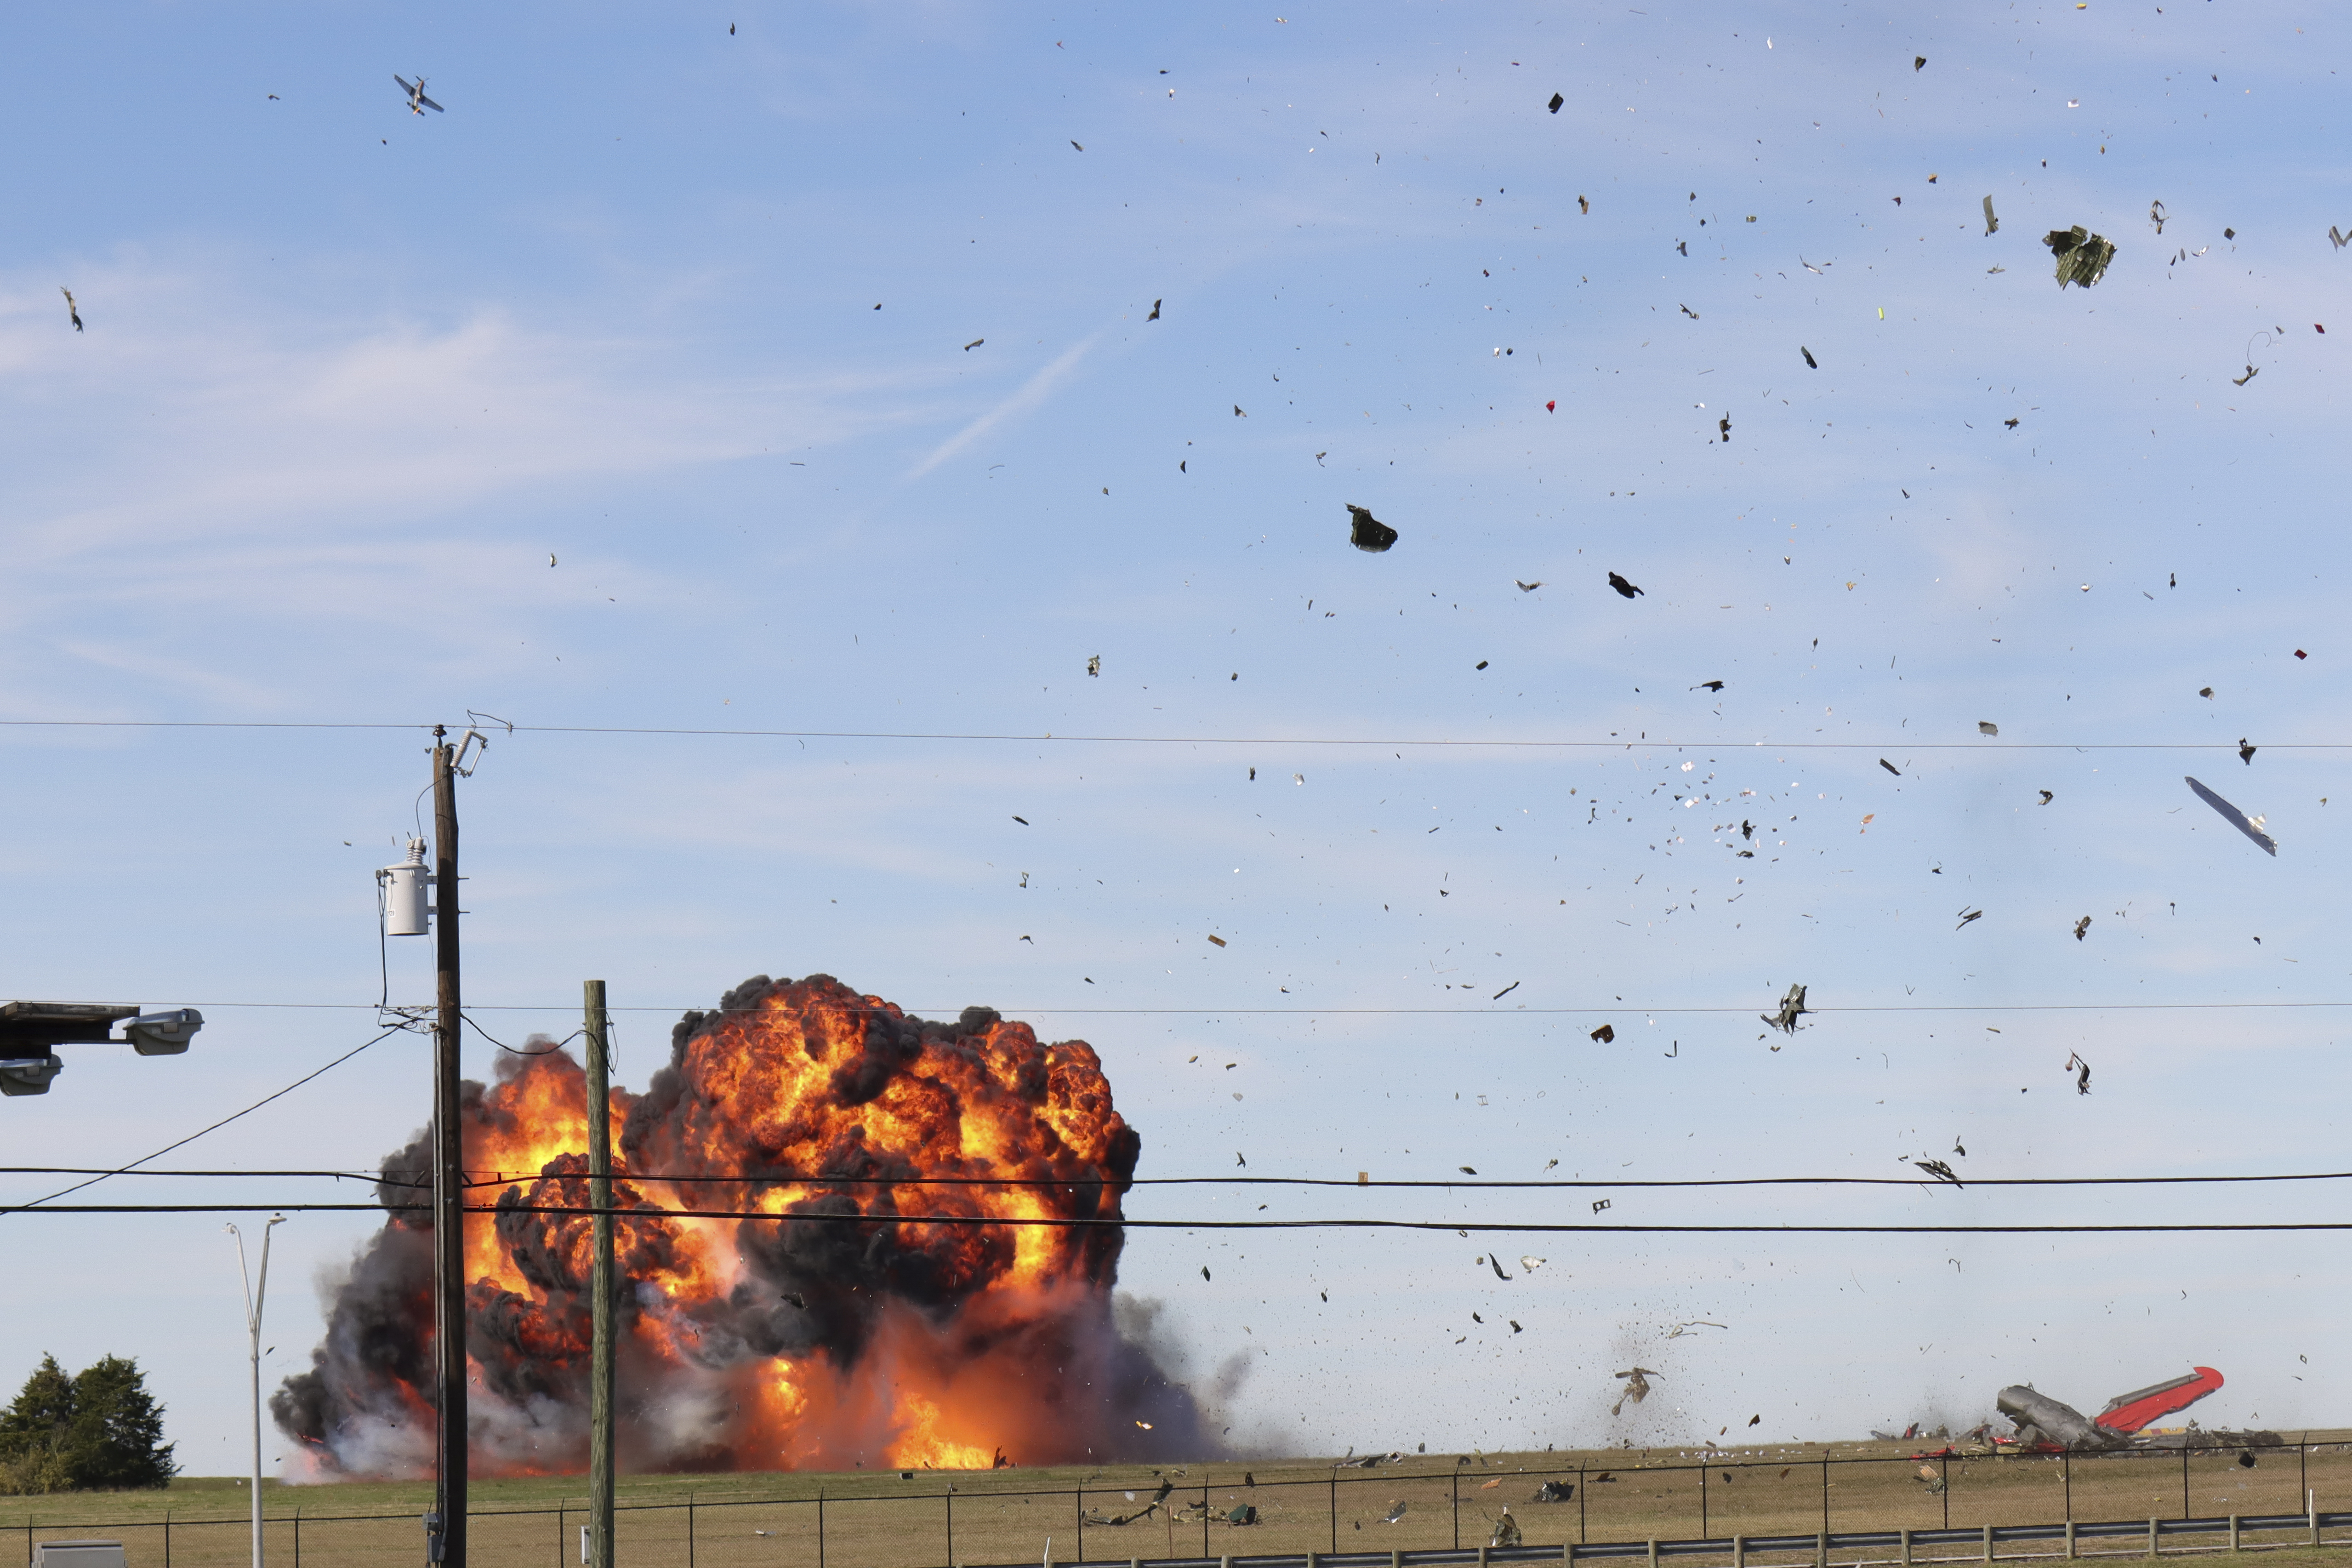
[393,74,444,114]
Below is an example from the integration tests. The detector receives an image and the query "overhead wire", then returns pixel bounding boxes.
[1,1200,2346,1236]
[2,1025,404,1218]
[0,715,2337,751]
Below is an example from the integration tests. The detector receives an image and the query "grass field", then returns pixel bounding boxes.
[7,1435,2348,1568]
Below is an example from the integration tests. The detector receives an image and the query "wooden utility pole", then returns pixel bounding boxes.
[431,729,468,1567]
[586,979,617,1568]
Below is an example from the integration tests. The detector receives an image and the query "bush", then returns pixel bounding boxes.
[0,1354,177,1494]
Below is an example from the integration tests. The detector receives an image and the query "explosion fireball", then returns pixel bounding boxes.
[273,974,1215,1477]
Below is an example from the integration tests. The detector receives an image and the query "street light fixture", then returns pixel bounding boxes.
[0,1002,204,1097]
[227,1216,287,1568]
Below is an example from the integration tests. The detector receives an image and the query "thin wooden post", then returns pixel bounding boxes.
[2147,1517,2159,1557]
[1331,1472,1338,1554]
[946,1491,954,1568]
[557,1505,564,1568]
[2065,1520,2076,1560]
[1821,1459,1830,1541]
[2228,1516,2240,1551]
[165,1510,171,1568]
[2063,1452,2072,1524]
[1454,1470,1462,1550]
[1814,1528,1826,1568]
[819,1493,826,1568]
[586,980,615,1568]
[1202,1489,1209,1557]
[1735,1534,1747,1568]
[1076,1488,1083,1563]
[1900,1528,1911,1566]
[1701,1463,1708,1539]
[689,1490,695,1568]
[1981,1523,1993,1562]
[429,730,469,1568]
[1941,1458,1951,1532]
[2180,1448,2190,1520]
[1578,1469,1586,1544]
[1644,1542,1656,1568]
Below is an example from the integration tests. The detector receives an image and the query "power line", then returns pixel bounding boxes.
[8,1165,2351,1192]
[0,716,2335,751]
[2,1026,403,1217]
[96,998,2352,1016]
[1,1200,2346,1236]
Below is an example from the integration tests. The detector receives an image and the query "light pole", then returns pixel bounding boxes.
[228,1215,287,1568]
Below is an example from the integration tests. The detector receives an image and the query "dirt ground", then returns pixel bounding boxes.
[7,1436,2346,1568]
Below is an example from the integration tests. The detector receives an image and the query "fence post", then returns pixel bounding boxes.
[2063,1452,2071,1524]
[1077,1488,1084,1564]
[2228,1516,2239,1551]
[1453,1470,1461,1551]
[165,1509,171,1568]
[1982,1523,1993,1563]
[1481,1549,1491,1568]
[1578,1469,1586,1545]
[1645,1541,1656,1568]
[2147,1517,2158,1557]
[2065,1520,2076,1560]
[1814,1528,1826,1568]
[295,1504,301,1568]
[1202,1488,1209,1558]
[947,1490,954,1568]
[558,1504,566,1568]
[1734,1534,1746,1568]
[819,1492,826,1568]
[690,1490,697,1568]
[1941,1458,1950,1532]
[1899,1528,1911,1566]
[1821,1458,1830,1542]
[1331,1472,1338,1554]
[1701,1463,1708,1539]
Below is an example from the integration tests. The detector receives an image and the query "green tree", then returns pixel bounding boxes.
[67,1357,176,1490]
[0,1354,176,1494]
[0,1354,79,1494]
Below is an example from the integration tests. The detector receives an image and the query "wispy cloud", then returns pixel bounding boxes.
[906,332,1101,480]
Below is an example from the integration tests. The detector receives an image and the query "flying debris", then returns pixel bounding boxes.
[1548,92,1565,113]
[1880,758,1902,776]
[1611,1368,1657,1417]
[1516,580,1543,592]
[1147,299,1162,320]
[2038,790,2054,805]
[1692,680,1725,692]
[1607,572,1644,599]
[2238,739,2257,764]
[1915,1158,1962,1187]
[2073,916,2092,941]
[2044,226,2117,288]
[1459,1166,1478,1175]
[1665,1321,1727,1337]
[2185,776,2277,855]
[2234,365,2260,387]
[1956,907,1984,930]
[1761,982,1808,1034]
[1914,55,1926,70]
[1801,346,1817,369]
[2150,200,2169,234]
[1346,504,1398,553]
[393,74,444,114]
[1520,1256,1547,1271]
[1984,197,2000,236]
[59,287,82,332]
[1979,722,1999,736]
[1087,655,1100,677]
[1071,140,1084,151]
[1589,1024,1615,1043]
[1533,1481,1575,1503]
[2065,1052,2092,1095]
[964,339,985,352]
[1382,1502,1408,1525]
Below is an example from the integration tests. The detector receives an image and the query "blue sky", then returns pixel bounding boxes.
[1,0,2347,1472]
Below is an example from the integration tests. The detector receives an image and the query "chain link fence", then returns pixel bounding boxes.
[10,1441,2347,1568]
